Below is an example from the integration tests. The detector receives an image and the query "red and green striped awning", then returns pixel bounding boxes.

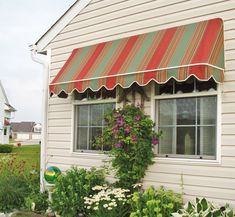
[50,18,224,96]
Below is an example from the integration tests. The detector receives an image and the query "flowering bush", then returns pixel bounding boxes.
[95,105,161,189]
[50,167,106,217]
[0,156,35,213]
[84,185,131,217]
[0,155,26,176]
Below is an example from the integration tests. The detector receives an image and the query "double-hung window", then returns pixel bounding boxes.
[155,78,218,160]
[73,89,116,152]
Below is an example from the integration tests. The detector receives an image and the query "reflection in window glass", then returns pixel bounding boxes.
[176,98,196,125]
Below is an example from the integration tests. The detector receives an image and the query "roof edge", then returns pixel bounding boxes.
[0,80,9,104]
[35,0,92,52]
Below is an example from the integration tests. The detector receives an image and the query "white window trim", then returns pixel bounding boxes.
[151,82,222,165]
[70,97,117,156]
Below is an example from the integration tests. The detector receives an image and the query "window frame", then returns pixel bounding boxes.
[72,98,117,154]
[152,82,221,163]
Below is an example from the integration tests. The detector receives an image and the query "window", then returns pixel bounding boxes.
[155,78,218,159]
[74,103,115,152]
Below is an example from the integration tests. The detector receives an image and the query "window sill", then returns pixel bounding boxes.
[70,152,221,166]
[154,156,221,166]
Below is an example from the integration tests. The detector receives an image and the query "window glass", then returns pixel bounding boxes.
[176,126,195,155]
[74,88,116,100]
[75,103,115,151]
[198,97,217,125]
[196,79,217,92]
[90,104,103,126]
[158,96,217,159]
[175,77,194,94]
[156,79,174,95]
[197,126,216,156]
[89,127,103,150]
[158,127,174,154]
[158,100,175,126]
[77,127,88,150]
[176,98,196,125]
[155,78,217,95]
[77,105,88,126]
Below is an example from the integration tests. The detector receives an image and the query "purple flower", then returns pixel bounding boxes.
[117,117,125,127]
[114,111,121,118]
[152,138,159,145]
[131,135,138,142]
[134,115,141,122]
[112,124,119,135]
[114,143,122,148]
[124,126,131,134]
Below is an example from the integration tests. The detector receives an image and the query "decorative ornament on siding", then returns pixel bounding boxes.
[117,83,150,107]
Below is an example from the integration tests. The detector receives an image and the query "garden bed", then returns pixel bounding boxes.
[11,211,45,217]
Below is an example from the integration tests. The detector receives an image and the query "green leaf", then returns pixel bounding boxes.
[186,202,193,213]
[196,202,202,213]
[201,198,208,211]
[212,209,222,217]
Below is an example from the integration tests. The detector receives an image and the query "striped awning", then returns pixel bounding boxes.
[50,18,224,96]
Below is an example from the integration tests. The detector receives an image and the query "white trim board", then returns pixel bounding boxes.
[35,0,93,52]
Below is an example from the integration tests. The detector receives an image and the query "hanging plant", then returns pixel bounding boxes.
[95,105,161,189]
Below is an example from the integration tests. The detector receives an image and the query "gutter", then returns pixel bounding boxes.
[30,44,49,191]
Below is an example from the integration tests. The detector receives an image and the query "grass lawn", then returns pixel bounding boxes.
[0,145,40,174]
[13,145,40,172]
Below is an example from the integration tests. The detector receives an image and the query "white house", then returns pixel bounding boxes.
[31,0,235,207]
[11,122,42,141]
[0,81,16,144]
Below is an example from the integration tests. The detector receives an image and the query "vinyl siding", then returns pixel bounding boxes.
[46,0,235,207]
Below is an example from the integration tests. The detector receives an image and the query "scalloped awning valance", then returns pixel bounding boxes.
[50,18,224,97]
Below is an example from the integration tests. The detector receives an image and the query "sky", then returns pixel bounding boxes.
[0,0,76,122]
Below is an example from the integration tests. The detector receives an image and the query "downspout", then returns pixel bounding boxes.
[30,44,49,191]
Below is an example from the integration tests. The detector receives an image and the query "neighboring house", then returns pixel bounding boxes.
[31,0,235,207]
[0,81,16,144]
[11,122,42,141]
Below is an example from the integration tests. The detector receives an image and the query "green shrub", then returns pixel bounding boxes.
[94,105,161,189]
[0,144,13,153]
[50,167,106,217]
[0,174,30,213]
[130,186,182,217]
[25,191,48,214]
[172,198,234,217]
[84,185,131,217]
[24,172,49,214]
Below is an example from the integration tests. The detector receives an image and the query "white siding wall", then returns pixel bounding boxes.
[0,88,5,144]
[46,0,235,207]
